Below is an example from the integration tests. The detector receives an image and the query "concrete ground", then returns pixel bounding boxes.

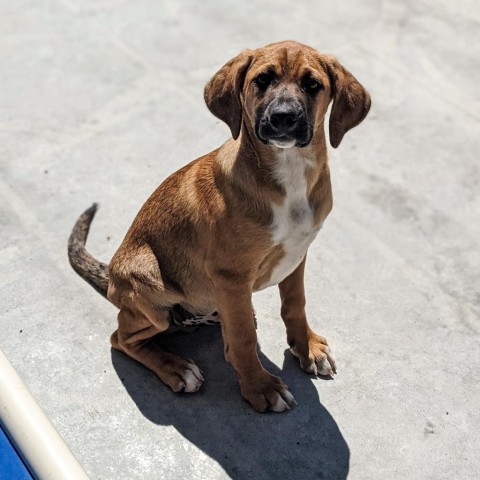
[1,0,479,479]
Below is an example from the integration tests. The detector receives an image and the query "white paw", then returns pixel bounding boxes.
[290,345,337,377]
[320,346,336,376]
[182,364,204,393]
[315,350,336,376]
[271,390,297,412]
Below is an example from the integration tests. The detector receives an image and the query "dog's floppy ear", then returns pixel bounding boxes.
[322,56,371,148]
[204,49,254,140]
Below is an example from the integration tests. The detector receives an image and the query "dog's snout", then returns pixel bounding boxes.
[256,98,311,147]
[270,109,300,131]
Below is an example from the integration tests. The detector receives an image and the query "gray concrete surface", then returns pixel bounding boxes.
[1,1,479,479]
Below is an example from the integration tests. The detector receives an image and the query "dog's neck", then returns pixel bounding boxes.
[219,122,328,199]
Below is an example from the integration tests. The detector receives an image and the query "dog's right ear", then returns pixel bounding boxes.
[204,49,254,140]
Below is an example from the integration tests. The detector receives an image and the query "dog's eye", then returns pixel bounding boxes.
[303,78,323,94]
[255,73,273,89]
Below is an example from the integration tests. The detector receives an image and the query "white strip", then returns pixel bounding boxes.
[259,148,319,289]
[0,348,89,480]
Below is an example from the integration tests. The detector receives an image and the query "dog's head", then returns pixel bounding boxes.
[204,41,371,149]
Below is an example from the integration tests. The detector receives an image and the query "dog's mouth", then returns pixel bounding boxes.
[256,126,312,149]
[268,136,297,149]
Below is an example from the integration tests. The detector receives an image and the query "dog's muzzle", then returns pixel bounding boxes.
[256,100,312,148]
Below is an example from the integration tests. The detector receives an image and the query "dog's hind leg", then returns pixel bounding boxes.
[111,303,204,393]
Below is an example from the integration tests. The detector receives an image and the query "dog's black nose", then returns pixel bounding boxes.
[269,107,300,133]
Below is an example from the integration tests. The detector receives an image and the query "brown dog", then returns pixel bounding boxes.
[68,40,370,413]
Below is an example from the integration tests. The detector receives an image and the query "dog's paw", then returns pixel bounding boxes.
[240,372,296,413]
[181,363,205,393]
[165,361,204,393]
[291,334,337,377]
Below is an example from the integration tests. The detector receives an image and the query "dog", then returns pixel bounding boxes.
[68,40,370,413]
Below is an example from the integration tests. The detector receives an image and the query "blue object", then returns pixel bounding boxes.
[0,426,32,480]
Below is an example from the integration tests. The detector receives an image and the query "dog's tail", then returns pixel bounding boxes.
[68,203,109,298]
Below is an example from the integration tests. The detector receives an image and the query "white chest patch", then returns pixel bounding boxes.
[260,149,321,290]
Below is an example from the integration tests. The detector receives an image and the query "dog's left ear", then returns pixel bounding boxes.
[204,49,254,140]
[321,56,371,148]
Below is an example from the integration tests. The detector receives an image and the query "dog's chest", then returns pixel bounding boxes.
[260,151,321,289]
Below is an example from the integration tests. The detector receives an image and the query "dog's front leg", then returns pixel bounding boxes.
[279,256,337,377]
[214,281,295,413]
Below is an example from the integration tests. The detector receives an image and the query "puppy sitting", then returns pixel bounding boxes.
[68,40,370,413]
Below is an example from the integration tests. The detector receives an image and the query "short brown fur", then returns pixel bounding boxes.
[69,40,370,412]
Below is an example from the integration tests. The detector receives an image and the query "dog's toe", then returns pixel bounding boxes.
[303,360,318,376]
[241,373,296,413]
[291,339,337,378]
[159,359,204,393]
[267,387,296,413]
[271,395,290,412]
[182,364,204,393]
[315,352,335,377]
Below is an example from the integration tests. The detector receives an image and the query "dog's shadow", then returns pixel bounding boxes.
[111,327,349,480]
